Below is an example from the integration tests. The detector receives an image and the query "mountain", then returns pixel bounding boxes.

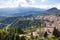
[47,7,58,11]
[0,7,60,28]
[0,7,45,17]
[33,7,60,16]
[44,7,60,15]
[0,7,59,17]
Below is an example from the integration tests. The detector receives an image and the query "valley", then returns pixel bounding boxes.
[0,7,60,40]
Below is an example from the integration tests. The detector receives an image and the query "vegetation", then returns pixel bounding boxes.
[0,18,45,40]
[0,17,60,40]
[53,27,60,37]
[0,26,60,40]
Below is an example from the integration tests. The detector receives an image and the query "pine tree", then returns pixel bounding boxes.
[53,27,60,37]
[44,32,48,38]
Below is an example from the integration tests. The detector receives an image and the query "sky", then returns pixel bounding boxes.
[0,0,60,9]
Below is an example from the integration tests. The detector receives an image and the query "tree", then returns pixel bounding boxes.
[16,34,20,40]
[53,27,60,37]
[16,27,24,34]
[0,30,8,40]
[31,32,33,40]
[44,32,48,38]
[20,36,26,40]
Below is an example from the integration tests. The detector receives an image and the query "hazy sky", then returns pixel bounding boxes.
[0,0,60,9]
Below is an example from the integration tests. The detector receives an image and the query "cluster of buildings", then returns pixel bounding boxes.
[33,15,60,36]
[26,15,60,37]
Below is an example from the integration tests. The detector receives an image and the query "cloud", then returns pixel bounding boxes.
[26,0,36,4]
[20,4,52,9]
[0,0,60,9]
[20,3,60,9]
[0,0,18,8]
[19,0,60,9]
[41,0,47,2]
[52,3,60,9]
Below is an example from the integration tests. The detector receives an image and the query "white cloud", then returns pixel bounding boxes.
[27,0,36,4]
[41,0,47,2]
[0,0,60,9]
[54,4,60,9]
[48,3,60,9]
[20,4,52,9]
[0,0,28,8]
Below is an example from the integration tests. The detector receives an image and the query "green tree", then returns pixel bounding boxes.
[53,27,60,37]
[20,36,26,40]
[44,32,48,38]
[16,27,24,34]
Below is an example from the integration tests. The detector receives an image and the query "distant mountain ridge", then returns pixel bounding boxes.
[0,7,60,17]
[47,7,58,11]
[0,7,45,17]
[45,7,60,15]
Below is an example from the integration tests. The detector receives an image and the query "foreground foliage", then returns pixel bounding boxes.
[0,27,60,40]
